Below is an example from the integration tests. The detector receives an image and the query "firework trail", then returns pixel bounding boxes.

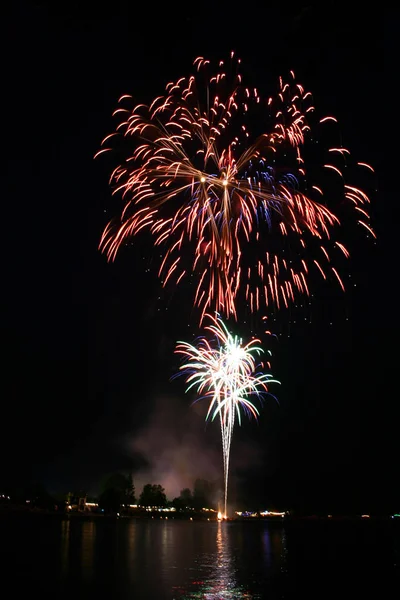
[174,313,280,516]
[96,52,375,324]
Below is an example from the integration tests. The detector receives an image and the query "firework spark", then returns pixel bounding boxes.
[97,52,375,323]
[174,313,280,516]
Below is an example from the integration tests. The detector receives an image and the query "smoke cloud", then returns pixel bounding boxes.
[123,392,266,507]
[124,394,222,499]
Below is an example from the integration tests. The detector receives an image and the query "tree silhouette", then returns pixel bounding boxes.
[98,473,135,513]
[180,488,193,507]
[172,487,193,510]
[139,484,167,507]
[193,479,214,510]
[126,473,135,504]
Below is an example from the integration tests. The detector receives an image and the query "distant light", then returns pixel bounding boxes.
[200,176,206,183]
[259,510,285,517]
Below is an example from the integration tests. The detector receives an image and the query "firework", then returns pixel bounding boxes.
[174,313,280,516]
[96,52,375,323]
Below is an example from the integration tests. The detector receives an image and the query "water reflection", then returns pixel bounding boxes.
[80,520,95,581]
[126,519,136,573]
[262,527,272,568]
[280,529,288,575]
[59,519,287,597]
[266,526,287,575]
[182,522,259,599]
[161,518,174,566]
[58,518,287,597]
[60,518,96,583]
[1,515,383,599]
[60,519,70,577]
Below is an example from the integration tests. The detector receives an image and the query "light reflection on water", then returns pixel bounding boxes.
[60,518,70,577]
[171,520,287,599]
[60,517,96,582]
[57,518,287,598]
[179,520,258,599]
[80,520,95,581]
[1,515,394,599]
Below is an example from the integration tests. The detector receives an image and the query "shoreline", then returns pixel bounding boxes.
[1,507,396,523]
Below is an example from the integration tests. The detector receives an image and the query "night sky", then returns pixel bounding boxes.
[3,3,393,513]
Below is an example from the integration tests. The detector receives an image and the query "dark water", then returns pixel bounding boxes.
[1,514,398,599]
